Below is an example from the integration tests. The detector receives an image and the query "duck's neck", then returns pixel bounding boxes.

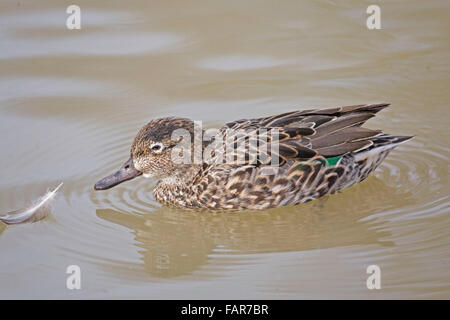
[160,164,202,186]
[153,164,202,206]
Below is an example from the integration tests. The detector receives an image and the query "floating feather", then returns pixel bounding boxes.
[0,182,63,225]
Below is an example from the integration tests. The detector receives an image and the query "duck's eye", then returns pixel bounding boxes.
[150,143,164,153]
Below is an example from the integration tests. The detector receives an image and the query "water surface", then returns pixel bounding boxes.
[0,0,449,299]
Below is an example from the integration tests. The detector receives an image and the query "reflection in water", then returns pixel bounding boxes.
[96,176,402,278]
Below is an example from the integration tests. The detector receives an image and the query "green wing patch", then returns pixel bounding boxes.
[325,155,342,166]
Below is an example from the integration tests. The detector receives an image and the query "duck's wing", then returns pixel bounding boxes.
[223,103,387,131]
[209,103,388,166]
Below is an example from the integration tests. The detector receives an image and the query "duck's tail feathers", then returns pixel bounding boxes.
[353,134,413,162]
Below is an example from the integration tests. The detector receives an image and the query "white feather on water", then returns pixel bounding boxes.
[0,182,63,225]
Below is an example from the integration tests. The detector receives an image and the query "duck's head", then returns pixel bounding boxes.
[94,117,196,190]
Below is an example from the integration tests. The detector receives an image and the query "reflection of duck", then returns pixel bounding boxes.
[96,176,412,278]
[94,104,412,210]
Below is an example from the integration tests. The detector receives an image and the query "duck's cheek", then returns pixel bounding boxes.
[133,157,151,173]
[143,172,154,178]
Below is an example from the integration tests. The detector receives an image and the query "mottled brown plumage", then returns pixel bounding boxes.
[94,103,413,210]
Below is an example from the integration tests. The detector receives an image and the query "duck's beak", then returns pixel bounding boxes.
[94,157,142,190]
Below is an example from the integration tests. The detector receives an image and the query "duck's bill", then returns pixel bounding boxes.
[94,157,142,190]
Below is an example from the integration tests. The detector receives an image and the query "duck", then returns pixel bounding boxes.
[94,103,412,210]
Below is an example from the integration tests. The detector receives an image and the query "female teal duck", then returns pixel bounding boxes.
[94,103,412,210]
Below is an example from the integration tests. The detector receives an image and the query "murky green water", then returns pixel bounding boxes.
[0,0,449,299]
